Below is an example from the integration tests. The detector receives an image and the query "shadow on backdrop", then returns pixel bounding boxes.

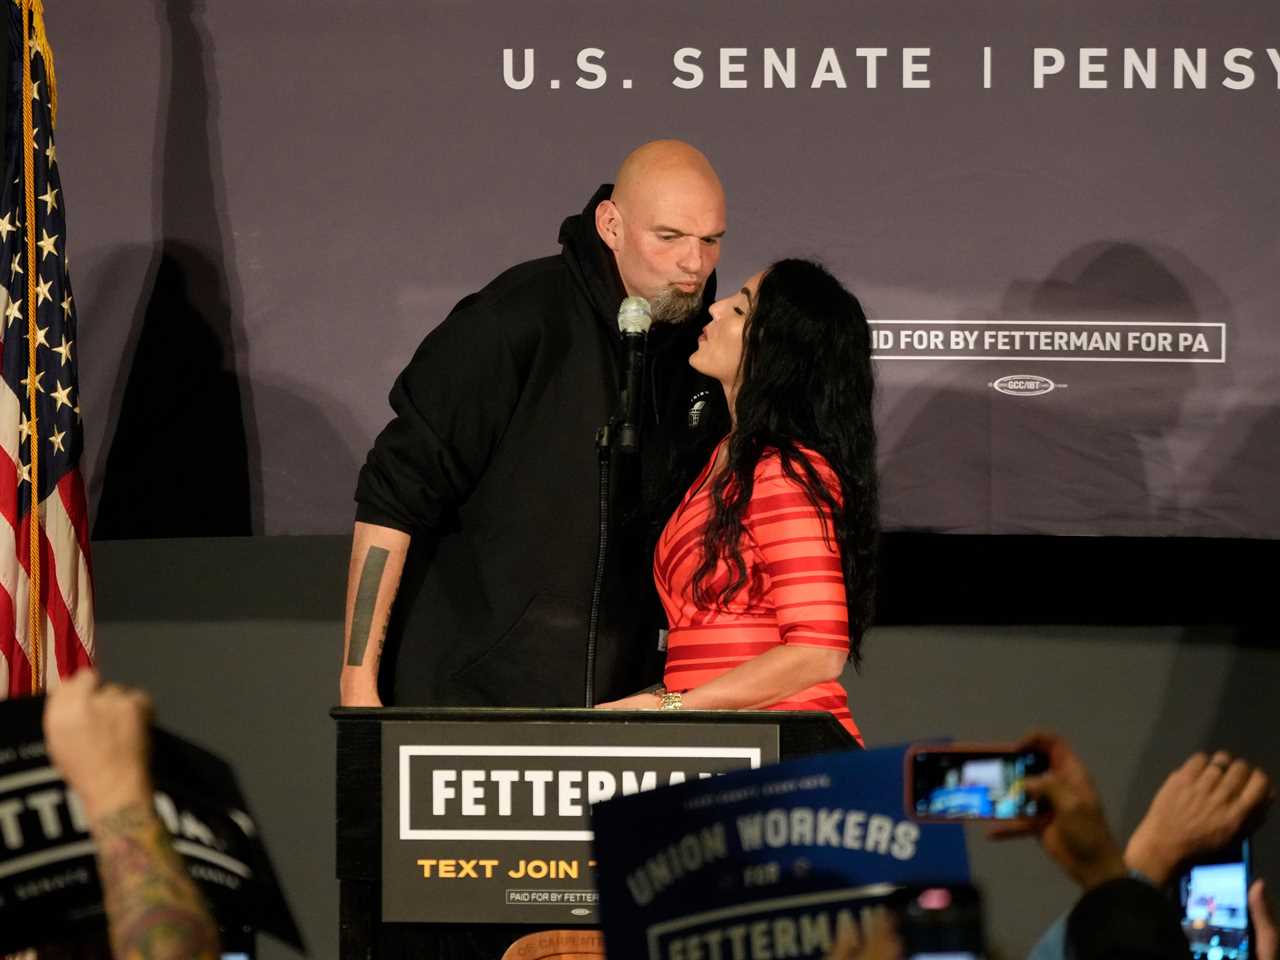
[93,0,256,538]
[94,246,252,538]
[874,241,1271,625]
[879,241,1219,537]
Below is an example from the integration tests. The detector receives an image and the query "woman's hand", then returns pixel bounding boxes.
[595,691,663,710]
[1125,750,1270,886]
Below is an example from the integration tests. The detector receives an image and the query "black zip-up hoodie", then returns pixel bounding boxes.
[355,186,729,706]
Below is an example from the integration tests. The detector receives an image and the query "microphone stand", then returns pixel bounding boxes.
[586,299,648,706]
[583,418,617,707]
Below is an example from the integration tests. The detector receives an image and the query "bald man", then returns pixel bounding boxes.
[341,141,730,713]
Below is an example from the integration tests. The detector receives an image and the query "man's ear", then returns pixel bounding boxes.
[595,199,623,251]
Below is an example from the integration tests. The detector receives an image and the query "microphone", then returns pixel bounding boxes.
[616,296,652,453]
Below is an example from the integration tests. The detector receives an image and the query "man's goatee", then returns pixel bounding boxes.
[650,288,703,324]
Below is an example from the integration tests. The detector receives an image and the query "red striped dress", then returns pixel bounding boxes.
[654,444,861,743]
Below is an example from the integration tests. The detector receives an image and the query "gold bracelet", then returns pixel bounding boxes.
[659,691,684,711]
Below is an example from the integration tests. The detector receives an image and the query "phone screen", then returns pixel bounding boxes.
[911,750,1047,820]
[1180,840,1251,959]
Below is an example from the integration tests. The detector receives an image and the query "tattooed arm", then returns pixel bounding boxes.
[339,522,411,707]
[93,804,220,959]
[44,671,220,959]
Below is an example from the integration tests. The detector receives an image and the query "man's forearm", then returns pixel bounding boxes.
[93,802,220,960]
[340,522,411,704]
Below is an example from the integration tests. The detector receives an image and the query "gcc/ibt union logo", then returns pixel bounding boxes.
[989,374,1060,397]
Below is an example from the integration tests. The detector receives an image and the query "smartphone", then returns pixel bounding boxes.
[219,925,254,960]
[1178,839,1252,960]
[905,743,1049,823]
[890,884,985,959]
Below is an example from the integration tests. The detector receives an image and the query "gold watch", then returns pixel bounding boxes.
[658,691,684,711]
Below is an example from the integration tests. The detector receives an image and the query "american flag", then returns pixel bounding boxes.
[0,0,94,697]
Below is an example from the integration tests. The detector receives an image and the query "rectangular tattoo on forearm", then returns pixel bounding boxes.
[347,546,390,666]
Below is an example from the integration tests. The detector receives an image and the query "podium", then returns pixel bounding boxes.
[333,707,857,959]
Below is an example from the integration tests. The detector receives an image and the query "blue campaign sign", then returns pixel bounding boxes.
[591,745,969,960]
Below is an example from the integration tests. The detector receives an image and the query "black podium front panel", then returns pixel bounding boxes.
[334,706,856,957]
[380,719,780,925]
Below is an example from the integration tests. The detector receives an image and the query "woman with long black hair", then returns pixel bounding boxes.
[598,258,878,743]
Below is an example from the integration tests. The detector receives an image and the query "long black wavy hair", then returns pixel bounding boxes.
[690,258,879,666]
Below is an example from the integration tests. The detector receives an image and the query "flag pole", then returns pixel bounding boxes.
[19,0,44,694]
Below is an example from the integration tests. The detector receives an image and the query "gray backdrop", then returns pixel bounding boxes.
[46,0,1280,537]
